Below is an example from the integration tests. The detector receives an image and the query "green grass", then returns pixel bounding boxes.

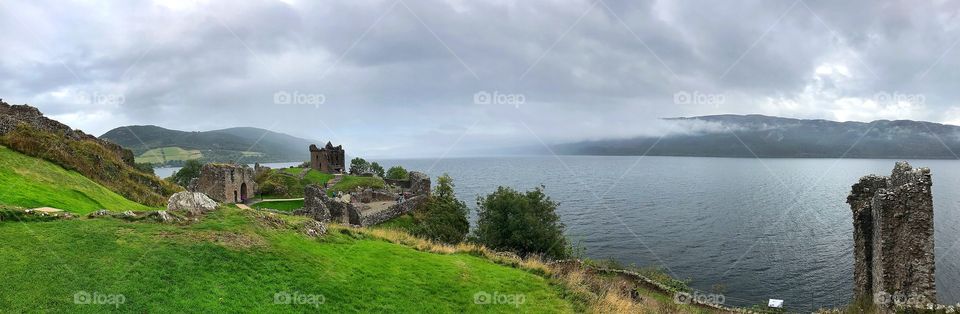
[302,170,333,186]
[252,200,305,212]
[0,145,157,214]
[135,147,202,164]
[258,169,334,199]
[329,175,385,194]
[375,214,417,232]
[0,208,574,313]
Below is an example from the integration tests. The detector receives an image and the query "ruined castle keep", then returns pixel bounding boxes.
[847,161,936,306]
[309,142,345,174]
[189,164,258,204]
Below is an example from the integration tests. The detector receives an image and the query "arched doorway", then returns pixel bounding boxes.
[240,183,248,202]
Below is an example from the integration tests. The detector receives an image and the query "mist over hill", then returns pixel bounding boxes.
[554,115,960,159]
[100,125,316,165]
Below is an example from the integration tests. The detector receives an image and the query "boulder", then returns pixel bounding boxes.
[167,191,218,216]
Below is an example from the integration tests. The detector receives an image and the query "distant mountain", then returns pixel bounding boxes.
[100,125,316,165]
[555,115,960,159]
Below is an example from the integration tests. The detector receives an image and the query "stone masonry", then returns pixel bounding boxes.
[847,161,936,306]
[189,163,258,204]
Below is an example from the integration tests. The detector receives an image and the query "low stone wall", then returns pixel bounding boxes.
[358,196,427,227]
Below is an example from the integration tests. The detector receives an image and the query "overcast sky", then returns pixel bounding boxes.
[2,0,959,157]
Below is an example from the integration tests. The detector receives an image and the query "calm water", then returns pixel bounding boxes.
[363,156,960,311]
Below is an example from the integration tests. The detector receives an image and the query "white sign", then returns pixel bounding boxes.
[768,299,784,308]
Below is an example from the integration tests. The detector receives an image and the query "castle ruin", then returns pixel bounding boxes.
[309,142,344,174]
[189,163,258,204]
[847,161,936,306]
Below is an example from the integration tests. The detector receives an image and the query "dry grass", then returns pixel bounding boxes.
[334,223,726,314]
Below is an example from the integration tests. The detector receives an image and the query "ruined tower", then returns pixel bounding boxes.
[189,163,258,204]
[309,142,345,174]
[847,161,936,306]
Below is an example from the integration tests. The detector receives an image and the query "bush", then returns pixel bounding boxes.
[385,166,408,180]
[370,162,385,177]
[168,159,202,187]
[349,157,369,175]
[473,185,569,260]
[412,174,469,244]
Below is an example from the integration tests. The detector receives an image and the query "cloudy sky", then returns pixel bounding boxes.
[1,0,959,157]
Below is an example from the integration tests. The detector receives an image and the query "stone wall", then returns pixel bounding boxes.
[408,171,431,196]
[190,164,258,204]
[847,161,936,306]
[358,196,427,227]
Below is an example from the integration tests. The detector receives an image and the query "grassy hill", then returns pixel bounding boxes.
[1,101,181,206]
[0,207,575,313]
[100,125,315,165]
[0,145,157,214]
[136,147,203,164]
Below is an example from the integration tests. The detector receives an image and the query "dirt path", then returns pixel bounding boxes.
[235,204,252,210]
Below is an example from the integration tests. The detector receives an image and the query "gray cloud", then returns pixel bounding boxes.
[1,0,959,157]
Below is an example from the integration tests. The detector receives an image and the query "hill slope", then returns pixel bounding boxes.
[100,125,315,165]
[0,101,180,206]
[0,145,156,214]
[556,114,960,158]
[0,208,574,313]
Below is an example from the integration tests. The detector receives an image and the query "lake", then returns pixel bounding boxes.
[153,156,960,311]
[368,156,960,311]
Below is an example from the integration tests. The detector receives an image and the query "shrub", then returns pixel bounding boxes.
[473,185,569,260]
[349,157,369,175]
[385,166,408,180]
[412,174,469,244]
[168,159,202,187]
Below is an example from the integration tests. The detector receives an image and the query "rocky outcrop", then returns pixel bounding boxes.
[0,100,135,164]
[167,192,219,216]
[847,161,936,306]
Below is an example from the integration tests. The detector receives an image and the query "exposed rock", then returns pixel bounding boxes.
[89,210,112,218]
[408,171,431,196]
[299,220,327,238]
[167,191,219,216]
[847,161,936,306]
[145,210,181,223]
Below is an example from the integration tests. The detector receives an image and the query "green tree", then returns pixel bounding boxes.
[385,166,408,180]
[349,157,369,175]
[413,174,469,244]
[370,162,385,177]
[473,185,568,259]
[168,159,203,187]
